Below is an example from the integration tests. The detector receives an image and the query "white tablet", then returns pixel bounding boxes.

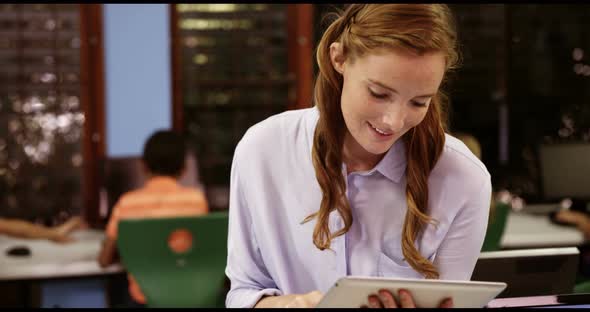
[316,276,507,308]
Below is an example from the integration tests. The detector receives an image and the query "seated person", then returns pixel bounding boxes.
[97,129,209,306]
[0,216,83,243]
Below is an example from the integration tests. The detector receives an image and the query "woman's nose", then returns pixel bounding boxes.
[381,107,406,133]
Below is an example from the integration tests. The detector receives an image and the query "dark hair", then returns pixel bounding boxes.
[142,130,186,176]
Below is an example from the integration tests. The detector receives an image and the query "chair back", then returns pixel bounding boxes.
[481,201,511,252]
[117,212,228,307]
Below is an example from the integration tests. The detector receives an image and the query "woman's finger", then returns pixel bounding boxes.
[378,289,397,308]
[398,289,416,308]
[368,294,383,308]
[439,297,454,308]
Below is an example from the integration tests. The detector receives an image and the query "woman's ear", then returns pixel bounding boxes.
[329,42,345,75]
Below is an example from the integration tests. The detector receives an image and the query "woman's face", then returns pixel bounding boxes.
[330,44,446,162]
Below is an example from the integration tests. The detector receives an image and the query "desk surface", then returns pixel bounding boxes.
[487,294,590,308]
[500,212,585,249]
[0,229,124,281]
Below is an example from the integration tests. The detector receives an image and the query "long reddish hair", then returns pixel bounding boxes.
[303,4,460,279]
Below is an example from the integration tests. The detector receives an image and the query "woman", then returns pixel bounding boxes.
[225,4,491,308]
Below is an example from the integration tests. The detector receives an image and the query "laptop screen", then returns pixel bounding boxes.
[538,143,590,201]
[471,247,579,298]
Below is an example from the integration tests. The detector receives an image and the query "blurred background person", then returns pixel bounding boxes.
[98,129,209,307]
[0,216,84,243]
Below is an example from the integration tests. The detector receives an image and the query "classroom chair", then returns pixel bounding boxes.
[117,212,228,308]
[574,281,590,294]
[481,201,511,252]
[574,245,590,294]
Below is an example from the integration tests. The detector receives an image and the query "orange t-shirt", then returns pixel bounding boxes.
[105,176,209,304]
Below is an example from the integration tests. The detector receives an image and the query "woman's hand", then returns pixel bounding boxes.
[284,290,324,308]
[255,290,323,308]
[362,289,453,308]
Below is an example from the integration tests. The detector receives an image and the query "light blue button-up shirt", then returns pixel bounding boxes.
[225,107,492,308]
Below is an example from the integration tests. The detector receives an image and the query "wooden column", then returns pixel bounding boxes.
[79,4,106,228]
[287,4,314,110]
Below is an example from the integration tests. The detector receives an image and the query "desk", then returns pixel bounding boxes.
[487,294,590,308]
[0,229,124,307]
[0,229,123,281]
[500,212,585,249]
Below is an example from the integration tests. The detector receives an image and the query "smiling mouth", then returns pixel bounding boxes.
[368,122,394,137]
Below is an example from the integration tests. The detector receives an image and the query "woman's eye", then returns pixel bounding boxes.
[411,100,428,107]
[369,89,388,99]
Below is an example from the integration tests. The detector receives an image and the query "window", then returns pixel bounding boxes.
[0,4,104,225]
[172,4,312,211]
[450,4,590,198]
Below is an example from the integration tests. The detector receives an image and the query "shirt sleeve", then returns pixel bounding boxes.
[434,176,492,280]
[105,199,123,240]
[225,141,283,308]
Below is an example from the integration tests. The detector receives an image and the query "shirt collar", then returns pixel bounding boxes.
[145,176,180,190]
[372,138,406,183]
[306,106,406,183]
